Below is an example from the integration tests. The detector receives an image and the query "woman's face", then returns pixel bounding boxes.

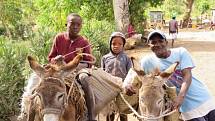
[111,37,124,54]
[149,36,169,58]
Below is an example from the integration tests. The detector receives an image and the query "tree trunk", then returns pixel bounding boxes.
[113,0,130,34]
[182,0,194,28]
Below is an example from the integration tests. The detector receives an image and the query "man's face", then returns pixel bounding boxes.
[149,35,168,58]
[67,16,82,37]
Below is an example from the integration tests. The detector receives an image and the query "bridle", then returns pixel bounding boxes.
[121,71,176,120]
[30,76,76,117]
[120,92,176,120]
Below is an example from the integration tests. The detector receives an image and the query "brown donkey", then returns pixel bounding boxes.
[24,54,87,121]
[123,57,180,121]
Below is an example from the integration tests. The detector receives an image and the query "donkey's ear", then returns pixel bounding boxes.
[27,56,45,77]
[131,57,145,76]
[131,56,143,70]
[61,54,83,71]
[159,62,179,78]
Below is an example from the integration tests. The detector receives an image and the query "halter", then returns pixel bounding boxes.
[30,76,75,117]
[122,70,176,120]
[120,93,176,120]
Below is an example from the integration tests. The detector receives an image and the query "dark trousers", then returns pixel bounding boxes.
[188,109,215,121]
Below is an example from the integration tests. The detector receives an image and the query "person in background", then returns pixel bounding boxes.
[169,16,178,47]
[101,32,132,121]
[127,22,136,38]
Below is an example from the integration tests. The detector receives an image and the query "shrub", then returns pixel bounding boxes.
[81,19,114,66]
[0,36,28,120]
[29,27,56,64]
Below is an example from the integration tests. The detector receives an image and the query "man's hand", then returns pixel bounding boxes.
[173,95,184,110]
[51,55,64,64]
[124,84,136,96]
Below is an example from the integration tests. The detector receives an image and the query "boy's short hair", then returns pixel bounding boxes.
[67,13,82,22]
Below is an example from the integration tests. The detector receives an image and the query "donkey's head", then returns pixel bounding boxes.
[125,56,178,121]
[28,54,83,121]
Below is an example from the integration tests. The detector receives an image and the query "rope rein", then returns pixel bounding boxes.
[80,53,96,64]
[62,44,96,64]
[63,44,92,58]
[119,93,177,120]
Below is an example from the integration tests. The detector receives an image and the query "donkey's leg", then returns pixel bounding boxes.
[79,73,96,121]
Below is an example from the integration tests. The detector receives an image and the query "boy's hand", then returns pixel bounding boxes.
[51,55,64,64]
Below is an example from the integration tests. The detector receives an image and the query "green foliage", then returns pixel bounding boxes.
[34,0,114,32]
[0,0,35,39]
[81,19,114,66]
[0,37,28,120]
[80,0,114,21]
[129,0,164,33]
[0,1,23,26]
[148,0,215,21]
[29,27,56,64]
[0,25,6,36]
[196,0,210,14]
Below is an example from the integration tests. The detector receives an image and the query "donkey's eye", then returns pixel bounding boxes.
[57,93,65,102]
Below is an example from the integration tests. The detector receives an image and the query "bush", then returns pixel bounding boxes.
[0,36,28,120]
[81,19,114,66]
[28,27,56,64]
[0,25,6,36]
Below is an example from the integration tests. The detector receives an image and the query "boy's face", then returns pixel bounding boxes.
[149,35,168,58]
[67,16,82,37]
[111,37,124,54]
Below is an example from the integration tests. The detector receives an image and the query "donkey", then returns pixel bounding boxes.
[122,57,180,121]
[19,53,125,121]
[21,54,88,121]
